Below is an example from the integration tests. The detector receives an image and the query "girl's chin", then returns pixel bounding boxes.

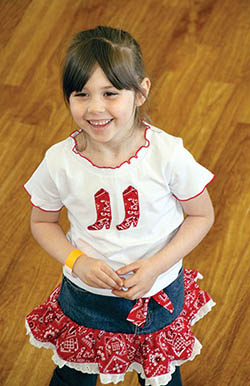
[87,130,116,144]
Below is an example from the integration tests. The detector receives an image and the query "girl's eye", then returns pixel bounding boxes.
[73,91,118,98]
[104,92,118,97]
[75,92,88,97]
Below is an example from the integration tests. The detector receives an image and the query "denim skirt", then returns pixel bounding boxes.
[57,268,184,335]
[25,268,215,386]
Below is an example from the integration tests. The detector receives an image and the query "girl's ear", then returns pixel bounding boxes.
[136,77,151,106]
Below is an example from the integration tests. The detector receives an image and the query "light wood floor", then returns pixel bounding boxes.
[0,0,249,385]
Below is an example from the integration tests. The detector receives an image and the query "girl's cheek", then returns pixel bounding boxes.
[70,103,81,116]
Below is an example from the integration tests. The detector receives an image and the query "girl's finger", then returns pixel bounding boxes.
[112,285,142,300]
[123,274,138,289]
[103,265,124,288]
[116,262,138,275]
[88,276,114,289]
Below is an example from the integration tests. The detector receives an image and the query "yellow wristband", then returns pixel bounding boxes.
[64,249,83,274]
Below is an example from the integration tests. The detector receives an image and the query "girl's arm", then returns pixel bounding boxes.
[113,189,214,300]
[30,207,123,290]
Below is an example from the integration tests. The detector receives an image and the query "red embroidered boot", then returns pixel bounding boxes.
[116,186,140,230]
[88,188,112,230]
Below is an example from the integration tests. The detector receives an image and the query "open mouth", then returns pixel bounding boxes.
[87,119,113,128]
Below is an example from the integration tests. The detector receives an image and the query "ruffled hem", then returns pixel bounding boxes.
[25,269,215,386]
[25,321,206,385]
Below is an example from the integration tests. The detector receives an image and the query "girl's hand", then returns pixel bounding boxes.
[73,255,124,290]
[112,258,159,300]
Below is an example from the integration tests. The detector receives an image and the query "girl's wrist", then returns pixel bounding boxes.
[71,254,87,277]
[149,251,172,276]
[64,249,85,276]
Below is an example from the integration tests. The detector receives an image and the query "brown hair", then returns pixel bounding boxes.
[62,26,149,125]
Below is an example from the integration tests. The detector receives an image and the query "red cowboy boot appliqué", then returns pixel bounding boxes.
[116,186,140,230]
[87,188,112,230]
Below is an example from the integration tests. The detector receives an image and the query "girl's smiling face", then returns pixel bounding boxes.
[69,65,143,148]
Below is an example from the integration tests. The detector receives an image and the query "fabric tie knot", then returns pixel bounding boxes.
[126,290,174,327]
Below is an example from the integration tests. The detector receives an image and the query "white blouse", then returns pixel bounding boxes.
[24,124,214,297]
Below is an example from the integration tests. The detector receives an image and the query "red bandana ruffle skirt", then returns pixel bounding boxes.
[25,269,215,386]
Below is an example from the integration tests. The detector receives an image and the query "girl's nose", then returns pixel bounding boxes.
[87,97,105,113]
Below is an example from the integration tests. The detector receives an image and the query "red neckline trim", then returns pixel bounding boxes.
[70,124,151,169]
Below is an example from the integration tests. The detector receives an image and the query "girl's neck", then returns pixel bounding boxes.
[76,124,146,168]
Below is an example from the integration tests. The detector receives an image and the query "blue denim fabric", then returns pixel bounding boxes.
[49,366,98,386]
[58,268,184,334]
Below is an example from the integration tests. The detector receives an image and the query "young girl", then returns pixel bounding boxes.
[24,26,215,386]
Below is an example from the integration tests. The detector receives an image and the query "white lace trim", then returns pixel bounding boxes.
[191,299,216,326]
[25,320,202,386]
[191,272,216,325]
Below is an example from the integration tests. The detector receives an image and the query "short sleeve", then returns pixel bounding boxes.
[24,158,63,211]
[170,144,214,201]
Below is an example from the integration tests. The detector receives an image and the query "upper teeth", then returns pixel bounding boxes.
[89,119,112,126]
